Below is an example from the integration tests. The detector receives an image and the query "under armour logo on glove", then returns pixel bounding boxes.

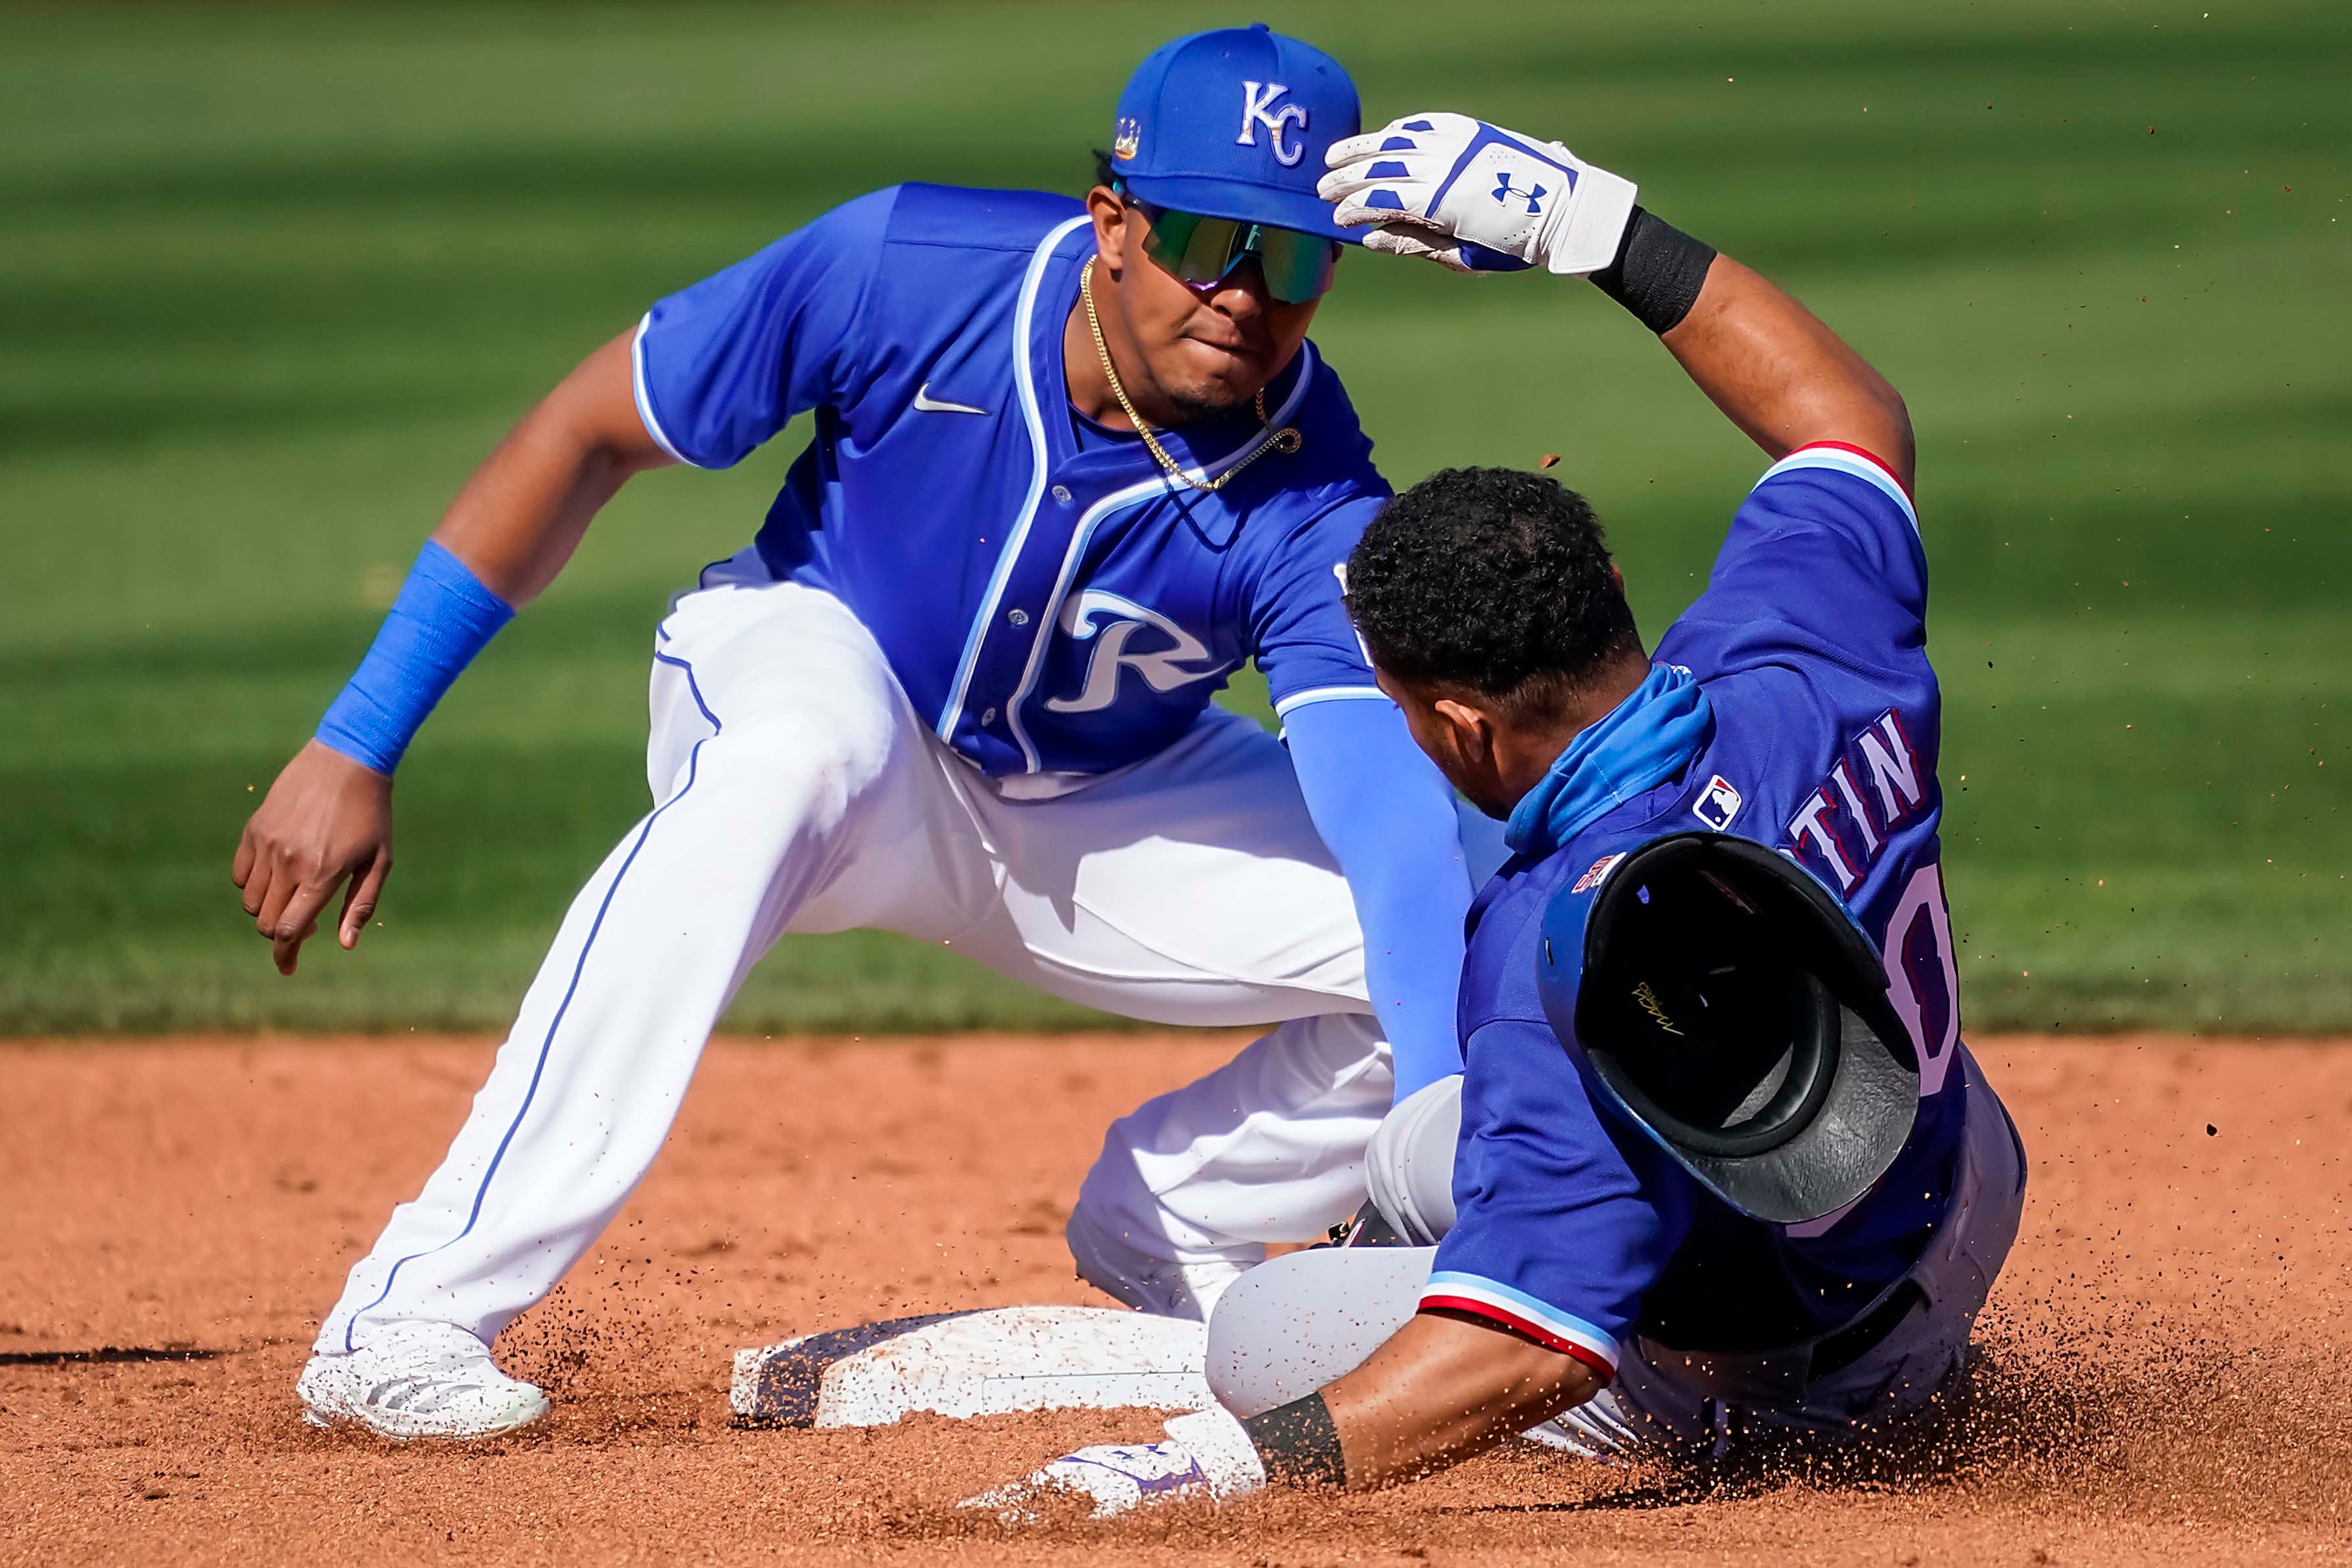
[1319,110,1638,276]
[1492,173,1548,214]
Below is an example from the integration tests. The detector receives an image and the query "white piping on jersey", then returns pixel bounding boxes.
[630,313,699,468]
[1755,445,1917,534]
[933,215,1094,744]
[1001,342,1321,772]
[1272,684,1390,718]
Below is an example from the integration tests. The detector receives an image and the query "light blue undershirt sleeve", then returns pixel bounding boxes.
[1282,695,1476,1100]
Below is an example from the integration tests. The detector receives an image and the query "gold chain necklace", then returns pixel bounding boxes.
[1080,257,1302,495]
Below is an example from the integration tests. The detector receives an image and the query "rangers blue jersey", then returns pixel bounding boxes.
[633,184,1392,778]
[1419,445,1990,1375]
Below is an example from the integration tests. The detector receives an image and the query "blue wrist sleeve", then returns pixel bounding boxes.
[315,540,515,775]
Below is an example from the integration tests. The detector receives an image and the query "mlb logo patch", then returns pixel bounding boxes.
[1692,775,1743,832]
[1571,852,1626,894]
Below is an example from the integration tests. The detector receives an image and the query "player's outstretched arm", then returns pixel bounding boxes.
[233,331,670,975]
[1308,1309,1601,1488]
[1657,255,1914,492]
[423,329,675,605]
[964,1308,1601,1520]
[1321,113,1913,490]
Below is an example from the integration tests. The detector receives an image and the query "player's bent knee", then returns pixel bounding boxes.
[702,704,902,802]
[1064,1205,1250,1323]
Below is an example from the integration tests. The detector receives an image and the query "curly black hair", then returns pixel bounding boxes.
[1346,467,1641,718]
[1090,148,1118,193]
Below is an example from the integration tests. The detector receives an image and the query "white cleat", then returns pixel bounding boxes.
[297,1322,550,1440]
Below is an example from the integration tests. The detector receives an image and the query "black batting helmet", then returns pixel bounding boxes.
[1536,832,1920,1224]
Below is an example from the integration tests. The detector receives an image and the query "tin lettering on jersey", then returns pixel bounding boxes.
[1783,710,1927,893]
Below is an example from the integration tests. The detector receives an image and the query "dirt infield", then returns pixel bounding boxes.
[3,1034,2347,1565]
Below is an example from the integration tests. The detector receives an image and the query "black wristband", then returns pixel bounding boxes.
[1242,1392,1347,1488]
[1590,207,1717,335]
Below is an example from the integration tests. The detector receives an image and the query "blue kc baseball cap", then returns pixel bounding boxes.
[1110,23,1361,244]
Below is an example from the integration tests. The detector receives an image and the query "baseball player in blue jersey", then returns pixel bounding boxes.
[969,109,2028,1515]
[245,28,1496,1439]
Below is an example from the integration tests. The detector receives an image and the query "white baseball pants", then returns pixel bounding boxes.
[316,564,1439,1354]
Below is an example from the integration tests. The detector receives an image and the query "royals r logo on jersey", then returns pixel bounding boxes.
[1045,590,1232,715]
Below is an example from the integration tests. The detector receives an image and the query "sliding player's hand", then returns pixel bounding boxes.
[959,1409,1266,1522]
[1320,112,1638,276]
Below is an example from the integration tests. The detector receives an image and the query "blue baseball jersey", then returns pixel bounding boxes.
[626,183,1476,1094]
[631,183,1393,777]
[1420,445,1989,1375]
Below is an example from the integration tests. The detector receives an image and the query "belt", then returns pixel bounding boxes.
[1811,1277,1928,1376]
[1632,1269,1925,1409]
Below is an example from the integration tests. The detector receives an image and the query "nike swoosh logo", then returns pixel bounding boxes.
[913,382,992,416]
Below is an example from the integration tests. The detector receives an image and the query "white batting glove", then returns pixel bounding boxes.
[959,1406,1265,1522]
[1318,112,1638,276]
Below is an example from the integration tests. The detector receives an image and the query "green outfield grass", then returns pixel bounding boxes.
[2,0,2344,1035]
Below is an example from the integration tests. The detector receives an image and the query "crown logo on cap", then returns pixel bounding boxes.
[1112,116,1141,160]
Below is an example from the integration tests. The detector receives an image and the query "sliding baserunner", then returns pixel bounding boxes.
[968,107,2025,1514]
[241,28,1494,1440]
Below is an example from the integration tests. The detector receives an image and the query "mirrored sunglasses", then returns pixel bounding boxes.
[1131,200,1340,305]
